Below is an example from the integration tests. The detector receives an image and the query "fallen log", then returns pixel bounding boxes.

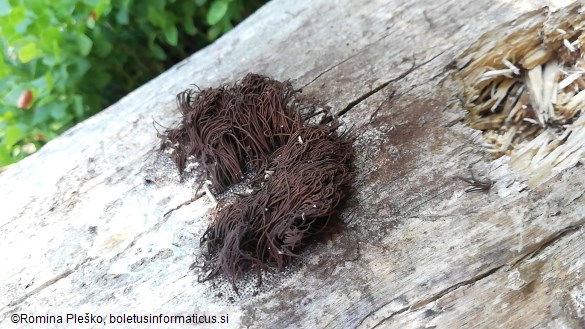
[1,0,583,328]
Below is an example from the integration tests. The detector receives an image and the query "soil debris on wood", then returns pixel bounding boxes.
[163,73,353,293]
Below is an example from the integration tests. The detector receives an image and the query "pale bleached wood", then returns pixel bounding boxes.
[1,0,583,328]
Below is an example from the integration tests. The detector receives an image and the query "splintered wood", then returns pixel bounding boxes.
[456,3,585,185]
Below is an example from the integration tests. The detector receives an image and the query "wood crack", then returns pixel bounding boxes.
[163,189,206,217]
[364,264,504,327]
[107,186,213,262]
[329,50,445,123]
[3,258,92,314]
[368,306,409,329]
[511,219,585,267]
[299,30,398,91]
[365,218,585,327]
[299,53,360,90]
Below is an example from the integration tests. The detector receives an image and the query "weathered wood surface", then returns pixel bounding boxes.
[1,0,584,328]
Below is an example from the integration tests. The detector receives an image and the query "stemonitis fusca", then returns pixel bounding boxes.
[163,73,353,293]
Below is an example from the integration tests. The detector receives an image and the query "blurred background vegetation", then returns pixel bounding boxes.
[0,0,266,168]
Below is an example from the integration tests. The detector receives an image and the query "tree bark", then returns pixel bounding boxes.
[1,0,583,328]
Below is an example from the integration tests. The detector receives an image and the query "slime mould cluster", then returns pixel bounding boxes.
[164,73,353,292]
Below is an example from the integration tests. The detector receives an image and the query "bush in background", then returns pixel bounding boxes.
[0,0,265,167]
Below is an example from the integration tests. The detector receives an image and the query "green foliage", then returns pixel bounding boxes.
[0,0,265,167]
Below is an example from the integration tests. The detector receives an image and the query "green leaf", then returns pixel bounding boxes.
[92,70,111,89]
[4,125,24,149]
[7,6,26,26]
[77,33,93,56]
[0,23,15,40]
[22,0,45,15]
[183,19,197,35]
[0,56,8,77]
[0,147,12,166]
[69,58,91,80]
[2,85,27,106]
[82,0,101,6]
[86,16,96,29]
[149,42,166,60]
[93,0,113,17]
[30,76,48,96]
[49,116,72,131]
[10,6,30,34]
[0,107,16,122]
[147,5,166,27]
[180,1,197,35]
[40,26,61,52]
[115,7,129,25]
[48,102,67,120]
[163,25,178,46]
[17,42,41,63]
[94,37,113,58]
[31,103,53,125]
[181,0,196,16]
[0,0,267,166]
[207,1,228,25]
[150,0,166,11]
[72,95,84,119]
[207,24,223,41]
[31,13,51,31]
